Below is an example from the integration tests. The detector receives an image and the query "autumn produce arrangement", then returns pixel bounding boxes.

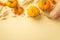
[0,0,60,20]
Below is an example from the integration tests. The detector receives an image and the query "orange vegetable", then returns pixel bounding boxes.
[14,7,24,15]
[38,0,51,10]
[0,1,6,6]
[27,6,40,17]
[6,0,18,8]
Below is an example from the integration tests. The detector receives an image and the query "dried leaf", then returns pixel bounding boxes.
[23,0,34,6]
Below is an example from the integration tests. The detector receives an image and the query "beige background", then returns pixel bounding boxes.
[0,0,60,40]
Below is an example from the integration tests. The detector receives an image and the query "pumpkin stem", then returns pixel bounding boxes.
[8,0,13,3]
[43,0,46,4]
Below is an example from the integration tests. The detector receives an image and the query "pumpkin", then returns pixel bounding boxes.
[6,0,18,8]
[14,7,24,15]
[38,0,51,10]
[27,6,40,17]
[0,1,6,6]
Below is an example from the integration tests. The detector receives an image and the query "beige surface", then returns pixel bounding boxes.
[0,0,60,40]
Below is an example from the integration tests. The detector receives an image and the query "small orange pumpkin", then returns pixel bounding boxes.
[0,1,6,6]
[38,0,51,10]
[6,0,18,8]
[14,7,24,15]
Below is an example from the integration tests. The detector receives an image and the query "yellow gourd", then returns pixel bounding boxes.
[28,6,40,17]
